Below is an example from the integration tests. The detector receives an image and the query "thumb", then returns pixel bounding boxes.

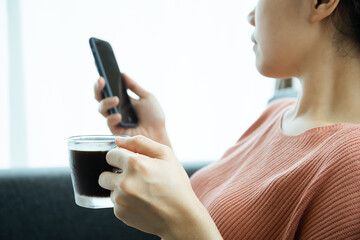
[122,73,150,99]
[115,135,170,159]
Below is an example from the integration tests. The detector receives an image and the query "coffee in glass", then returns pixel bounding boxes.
[68,135,126,208]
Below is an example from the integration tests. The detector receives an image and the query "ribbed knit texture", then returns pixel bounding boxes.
[191,99,360,240]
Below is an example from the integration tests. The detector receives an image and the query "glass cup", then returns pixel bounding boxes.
[67,135,127,209]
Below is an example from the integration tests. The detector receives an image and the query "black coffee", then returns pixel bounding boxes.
[69,150,113,197]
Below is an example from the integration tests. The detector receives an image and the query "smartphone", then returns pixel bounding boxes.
[89,37,138,127]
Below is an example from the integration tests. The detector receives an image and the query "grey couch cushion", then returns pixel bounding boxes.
[0,162,210,240]
[0,168,158,240]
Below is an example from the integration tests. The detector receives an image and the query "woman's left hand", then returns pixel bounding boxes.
[98,135,222,240]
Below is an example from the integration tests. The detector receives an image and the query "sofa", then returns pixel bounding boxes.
[0,161,210,240]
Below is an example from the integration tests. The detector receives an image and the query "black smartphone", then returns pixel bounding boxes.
[89,37,138,127]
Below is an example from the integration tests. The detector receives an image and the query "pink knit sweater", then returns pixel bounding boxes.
[191,99,360,239]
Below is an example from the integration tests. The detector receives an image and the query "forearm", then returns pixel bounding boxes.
[162,194,223,240]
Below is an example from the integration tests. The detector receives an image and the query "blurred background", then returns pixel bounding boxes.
[0,0,277,168]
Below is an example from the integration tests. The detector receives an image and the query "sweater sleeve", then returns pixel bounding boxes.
[296,150,360,239]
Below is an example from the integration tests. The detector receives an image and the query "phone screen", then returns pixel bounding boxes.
[93,39,138,126]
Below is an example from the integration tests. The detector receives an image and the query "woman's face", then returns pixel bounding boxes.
[248,0,316,78]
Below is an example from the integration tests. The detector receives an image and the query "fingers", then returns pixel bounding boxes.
[107,113,122,129]
[122,73,150,99]
[95,77,117,118]
[98,171,119,191]
[106,147,134,169]
[98,97,119,117]
[99,147,133,190]
[94,77,106,102]
[116,135,170,159]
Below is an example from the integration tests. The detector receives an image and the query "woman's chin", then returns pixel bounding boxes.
[255,61,275,78]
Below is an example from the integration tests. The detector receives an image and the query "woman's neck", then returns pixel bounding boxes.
[282,46,360,136]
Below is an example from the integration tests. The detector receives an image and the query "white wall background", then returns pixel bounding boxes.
[0,0,274,168]
[0,0,10,168]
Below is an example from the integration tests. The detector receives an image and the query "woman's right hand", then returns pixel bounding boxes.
[94,73,172,148]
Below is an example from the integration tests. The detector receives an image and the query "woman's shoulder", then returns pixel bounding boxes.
[307,124,360,187]
[325,123,360,161]
[296,127,360,239]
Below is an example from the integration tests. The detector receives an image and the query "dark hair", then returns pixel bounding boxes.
[330,0,360,55]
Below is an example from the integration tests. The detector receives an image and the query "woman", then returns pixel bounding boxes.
[94,0,360,239]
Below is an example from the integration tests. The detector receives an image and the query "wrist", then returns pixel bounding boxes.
[154,127,172,149]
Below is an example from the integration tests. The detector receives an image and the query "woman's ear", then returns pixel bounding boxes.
[310,0,340,23]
